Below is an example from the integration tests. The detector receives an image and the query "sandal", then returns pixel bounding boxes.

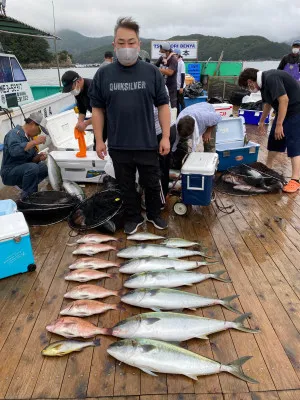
[283,180,300,193]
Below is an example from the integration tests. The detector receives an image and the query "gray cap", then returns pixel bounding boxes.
[292,39,300,46]
[28,112,49,135]
[160,42,171,51]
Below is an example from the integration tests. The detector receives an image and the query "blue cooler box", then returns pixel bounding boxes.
[238,109,270,125]
[0,199,17,216]
[181,152,219,206]
[184,96,208,107]
[216,117,260,171]
[0,212,36,280]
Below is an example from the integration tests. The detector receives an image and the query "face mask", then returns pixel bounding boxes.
[292,48,300,55]
[115,47,139,66]
[71,84,81,96]
[248,82,259,94]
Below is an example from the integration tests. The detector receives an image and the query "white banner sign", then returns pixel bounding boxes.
[151,40,198,60]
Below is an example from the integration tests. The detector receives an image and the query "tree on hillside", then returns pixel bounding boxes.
[58,50,73,62]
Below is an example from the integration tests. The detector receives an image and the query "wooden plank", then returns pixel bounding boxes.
[225,392,280,400]
[230,197,300,300]
[86,231,126,398]
[213,196,300,380]
[278,390,300,400]
[193,210,275,393]
[219,194,300,333]
[266,193,300,224]
[0,223,64,399]
[4,223,70,399]
[202,204,300,391]
[195,395,224,400]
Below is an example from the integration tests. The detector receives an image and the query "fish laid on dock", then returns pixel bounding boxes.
[69,257,119,270]
[60,299,124,317]
[72,243,116,256]
[42,338,100,356]
[64,284,121,300]
[117,244,209,259]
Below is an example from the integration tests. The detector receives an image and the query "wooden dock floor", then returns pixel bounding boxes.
[0,125,299,400]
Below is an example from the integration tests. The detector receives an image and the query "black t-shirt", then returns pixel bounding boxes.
[89,60,169,151]
[75,78,92,115]
[155,55,178,91]
[261,70,300,117]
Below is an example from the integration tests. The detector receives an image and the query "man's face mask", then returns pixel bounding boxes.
[248,81,259,94]
[71,81,81,96]
[292,47,300,55]
[115,48,139,66]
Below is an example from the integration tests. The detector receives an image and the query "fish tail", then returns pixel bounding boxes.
[199,252,214,259]
[225,356,259,383]
[116,303,127,312]
[221,295,242,314]
[212,270,232,283]
[117,288,127,297]
[100,327,113,336]
[233,313,260,334]
[93,338,101,347]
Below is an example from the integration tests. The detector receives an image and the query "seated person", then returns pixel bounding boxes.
[1,112,49,199]
[172,103,221,167]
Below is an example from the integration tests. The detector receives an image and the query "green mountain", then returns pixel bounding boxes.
[52,30,290,63]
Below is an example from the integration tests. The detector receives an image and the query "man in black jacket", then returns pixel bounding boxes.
[89,17,171,234]
[278,40,300,82]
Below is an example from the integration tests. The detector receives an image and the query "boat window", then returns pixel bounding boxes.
[10,58,26,82]
[0,56,13,83]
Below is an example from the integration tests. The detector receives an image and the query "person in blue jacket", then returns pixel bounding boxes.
[1,112,48,198]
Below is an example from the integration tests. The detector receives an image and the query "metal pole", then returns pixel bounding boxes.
[52,0,61,87]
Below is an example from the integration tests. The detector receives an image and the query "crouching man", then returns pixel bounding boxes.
[1,112,49,199]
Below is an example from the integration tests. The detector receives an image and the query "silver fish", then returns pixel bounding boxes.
[119,257,215,274]
[42,338,100,356]
[124,269,231,289]
[63,180,86,201]
[107,338,258,383]
[103,312,259,341]
[121,288,241,313]
[117,245,209,259]
[162,238,202,248]
[47,153,62,191]
[127,232,165,241]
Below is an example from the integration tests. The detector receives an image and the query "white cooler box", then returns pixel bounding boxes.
[212,103,233,118]
[181,152,219,206]
[46,110,94,151]
[50,151,107,183]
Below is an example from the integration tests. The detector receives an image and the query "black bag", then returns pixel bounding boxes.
[184,82,204,99]
[229,89,250,106]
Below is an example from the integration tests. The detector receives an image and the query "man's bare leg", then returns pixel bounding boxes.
[266,151,278,169]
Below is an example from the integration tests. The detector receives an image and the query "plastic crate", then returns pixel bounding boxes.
[184,96,208,107]
[238,109,270,125]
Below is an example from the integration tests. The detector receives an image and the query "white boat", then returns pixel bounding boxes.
[0,52,75,189]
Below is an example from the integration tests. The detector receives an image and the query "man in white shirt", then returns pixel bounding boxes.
[174,49,186,115]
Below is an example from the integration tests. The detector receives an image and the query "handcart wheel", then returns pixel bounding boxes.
[173,202,188,216]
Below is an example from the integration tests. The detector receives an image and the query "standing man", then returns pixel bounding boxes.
[238,68,300,193]
[89,17,170,234]
[174,49,186,115]
[155,42,178,109]
[1,112,48,198]
[278,40,300,81]
[100,51,114,68]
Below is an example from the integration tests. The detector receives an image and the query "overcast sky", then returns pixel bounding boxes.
[6,0,300,43]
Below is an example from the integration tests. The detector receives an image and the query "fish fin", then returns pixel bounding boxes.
[196,335,209,340]
[149,289,159,296]
[140,367,158,377]
[151,307,161,312]
[221,295,242,314]
[212,270,232,283]
[145,317,161,325]
[141,344,156,352]
[233,313,260,334]
[51,343,63,350]
[116,303,127,312]
[93,338,101,347]
[184,374,198,381]
[225,356,259,384]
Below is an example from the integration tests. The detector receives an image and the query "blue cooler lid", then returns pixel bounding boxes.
[181,152,219,176]
[216,117,245,144]
[0,199,17,216]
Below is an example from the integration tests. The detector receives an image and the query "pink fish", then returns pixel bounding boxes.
[46,317,107,338]
[72,243,116,256]
[67,233,119,247]
[64,284,121,300]
[69,257,119,270]
[65,269,114,282]
[60,299,125,317]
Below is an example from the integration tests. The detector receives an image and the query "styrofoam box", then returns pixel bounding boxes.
[50,151,107,183]
[181,152,219,206]
[216,117,260,171]
[0,212,35,279]
[46,110,94,151]
[212,103,233,118]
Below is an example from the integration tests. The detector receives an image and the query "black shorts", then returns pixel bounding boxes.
[267,113,300,157]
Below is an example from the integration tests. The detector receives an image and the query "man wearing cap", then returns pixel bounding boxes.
[278,40,300,81]
[99,51,114,68]
[174,48,186,115]
[1,112,48,198]
[155,42,178,109]
[61,71,93,133]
